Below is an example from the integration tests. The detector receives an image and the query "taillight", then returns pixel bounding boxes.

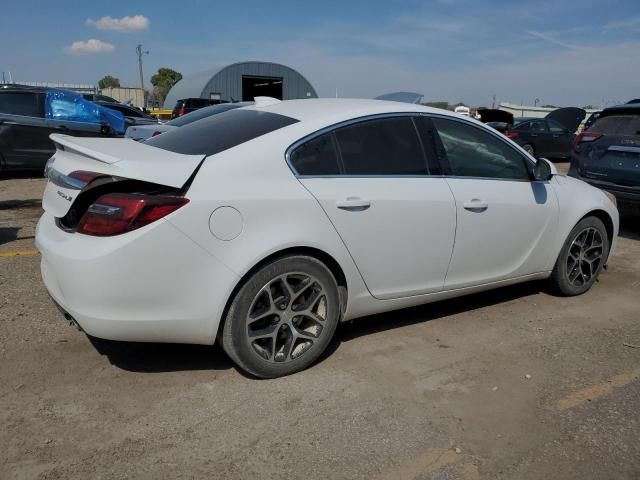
[77,193,189,236]
[178,106,185,116]
[573,131,602,153]
[69,170,105,184]
[506,131,519,139]
[151,130,163,137]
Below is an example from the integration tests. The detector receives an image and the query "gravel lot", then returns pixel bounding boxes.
[1,167,639,480]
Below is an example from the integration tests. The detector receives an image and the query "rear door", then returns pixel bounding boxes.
[430,116,558,289]
[0,91,52,169]
[294,115,457,300]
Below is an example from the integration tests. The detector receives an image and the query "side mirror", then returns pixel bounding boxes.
[532,158,554,181]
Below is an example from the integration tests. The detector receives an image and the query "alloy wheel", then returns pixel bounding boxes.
[246,272,328,363]
[566,227,604,287]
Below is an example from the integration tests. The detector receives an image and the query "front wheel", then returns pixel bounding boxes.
[221,256,341,378]
[548,216,609,296]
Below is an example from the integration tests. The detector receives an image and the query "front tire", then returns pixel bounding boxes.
[221,256,341,378]
[549,216,609,296]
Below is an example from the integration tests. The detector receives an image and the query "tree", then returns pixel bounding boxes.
[98,75,120,90]
[150,68,183,106]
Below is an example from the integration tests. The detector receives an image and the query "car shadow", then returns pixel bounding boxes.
[88,281,545,377]
[325,280,543,352]
[88,337,235,374]
[0,198,42,210]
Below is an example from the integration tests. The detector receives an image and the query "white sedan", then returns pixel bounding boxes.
[36,98,619,378]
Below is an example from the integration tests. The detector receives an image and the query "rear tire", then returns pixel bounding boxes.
[221,256,340,378]
[548,216,609,296]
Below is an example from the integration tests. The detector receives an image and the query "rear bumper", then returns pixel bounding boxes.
[568,164,640,204]
[35,212,239,345]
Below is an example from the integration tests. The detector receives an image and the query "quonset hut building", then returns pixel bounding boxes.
[163,61,318,108]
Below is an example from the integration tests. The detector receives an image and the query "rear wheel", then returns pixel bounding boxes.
[221,256,340,378]
[549,216,609,296]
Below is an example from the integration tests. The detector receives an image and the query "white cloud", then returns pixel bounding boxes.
[86,15,150,32]
[65,39,115,55]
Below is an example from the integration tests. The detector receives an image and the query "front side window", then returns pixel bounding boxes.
[431,117,530,180]
[334,117,427,175]
[0,92,43,117]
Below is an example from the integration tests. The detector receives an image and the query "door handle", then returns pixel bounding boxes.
[463,199,488,211]
[530,134,539,137]
[336,197,371,211]
[55,125,69,131]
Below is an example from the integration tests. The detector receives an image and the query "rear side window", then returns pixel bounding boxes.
[547,119,566,133]
[186,98,212,108]
[432,117,530,180]
[0,92,43,117]
[334,117,428,175]
[145,108,298,155]
[289,133,340,175]
[591,115,640,136]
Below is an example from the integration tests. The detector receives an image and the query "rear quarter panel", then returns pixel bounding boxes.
[165,126,372,322]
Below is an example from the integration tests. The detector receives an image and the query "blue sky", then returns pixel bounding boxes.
[2,0,639,107]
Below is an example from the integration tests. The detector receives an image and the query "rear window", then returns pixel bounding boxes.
[145,108,298,155]
[167,103,244,127]
[591,115,640,136]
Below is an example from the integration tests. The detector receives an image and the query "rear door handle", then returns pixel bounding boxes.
[463,199,488,211]
[336,197,371,211]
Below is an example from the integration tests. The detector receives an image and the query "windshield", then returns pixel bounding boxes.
[167,103,249,127]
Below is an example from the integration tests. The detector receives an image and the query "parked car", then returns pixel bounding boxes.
[505,109,584,159]
[82,93,119,104]
[95,101,159,129]
[170,98,217,119]
[478,108,514,134]
[0,85,124,172]
[125,102,251,141]
[569,103,640,215]
[36,99,618,378]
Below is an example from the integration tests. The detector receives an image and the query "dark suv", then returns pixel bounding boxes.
[569,103,640,215]
[0,85,123,172]
[170,98,216,119]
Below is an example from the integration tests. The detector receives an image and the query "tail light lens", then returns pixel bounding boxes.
[506,131,519,139]
[151,130,163,137]
[178,106,186,117]
[573,131,602,152]
[77,193,189,236]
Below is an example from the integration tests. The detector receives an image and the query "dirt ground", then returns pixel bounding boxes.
[1,168,639,480]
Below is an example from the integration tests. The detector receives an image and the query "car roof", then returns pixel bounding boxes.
[0,84,48,93]
[241,98,461,127]
[601,103,640,115]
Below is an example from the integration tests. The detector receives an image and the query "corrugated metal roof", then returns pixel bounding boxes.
[163,61,317,108]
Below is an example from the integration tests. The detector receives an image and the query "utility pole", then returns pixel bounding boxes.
[136,44,149,108]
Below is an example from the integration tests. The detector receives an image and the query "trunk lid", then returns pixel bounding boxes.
[546,107,586,133]
[43,134,204,218]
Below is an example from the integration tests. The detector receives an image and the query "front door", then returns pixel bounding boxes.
[430,116,558,289]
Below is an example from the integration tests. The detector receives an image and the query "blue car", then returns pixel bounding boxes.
[0,85,124,172]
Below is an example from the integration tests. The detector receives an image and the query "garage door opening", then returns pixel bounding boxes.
[242,76,283,101]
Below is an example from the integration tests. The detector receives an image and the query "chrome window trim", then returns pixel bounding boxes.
[285,111,536,181]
